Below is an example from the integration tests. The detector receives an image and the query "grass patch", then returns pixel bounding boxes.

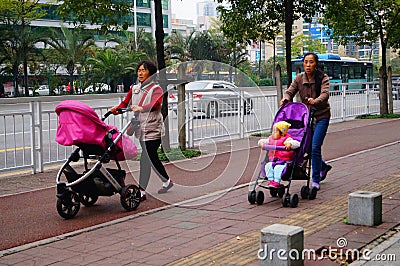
[356,113,400,119]
[251,132,271,137]
[135,147,202,162]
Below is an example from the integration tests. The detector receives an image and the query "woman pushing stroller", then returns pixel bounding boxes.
[110,60,173,201]
[280,52,332,190]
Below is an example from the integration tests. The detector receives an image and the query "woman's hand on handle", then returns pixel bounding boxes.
[110,106,119,115]
[130,105,143,113]
[307,98,315,105]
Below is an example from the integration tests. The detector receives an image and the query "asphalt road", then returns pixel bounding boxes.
[0,118,399,251]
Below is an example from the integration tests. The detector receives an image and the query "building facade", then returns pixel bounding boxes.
[35,0,172,44]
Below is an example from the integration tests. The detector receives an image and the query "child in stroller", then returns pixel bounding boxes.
[258,121,300,189]
[248,102,318,208]
[55,100,141,219]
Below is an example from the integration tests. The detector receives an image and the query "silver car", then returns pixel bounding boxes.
[168,80,253,117]
[29,85,50,96]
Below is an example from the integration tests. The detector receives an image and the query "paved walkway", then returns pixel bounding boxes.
[0,119,400,265]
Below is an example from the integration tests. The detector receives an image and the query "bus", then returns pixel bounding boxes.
[291,53,373,91]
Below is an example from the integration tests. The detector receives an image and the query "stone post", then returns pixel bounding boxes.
[260,224,304,266]
[348,191,382,226]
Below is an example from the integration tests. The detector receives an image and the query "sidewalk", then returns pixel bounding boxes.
[0,118,400,265]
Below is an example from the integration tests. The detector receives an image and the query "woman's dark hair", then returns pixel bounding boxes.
[303,53,324,96]
[136,60,158,76]
[302,52,319,66]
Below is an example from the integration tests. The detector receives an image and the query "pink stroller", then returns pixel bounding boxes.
[55,100,140,219]
[248,102,317,208]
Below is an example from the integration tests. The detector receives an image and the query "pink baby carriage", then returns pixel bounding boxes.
[55,100,140,219]
[248,102,317,208]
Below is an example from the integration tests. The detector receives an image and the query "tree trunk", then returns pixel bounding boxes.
[154,0,170,152]
[284,0,294,85]
[276,64,282,107]
[388,66,393,114]
[379,40,388,115]
[23,60,29,96]
[177,64,186,149]
[67,60,75,94]
[13,62,20,97]
[69,74,74,94]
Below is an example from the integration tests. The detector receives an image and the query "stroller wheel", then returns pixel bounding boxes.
[56,191,80,219]
[120,184,141,211]
[256,191,264,205]
[277,185,285,198]
[289,194,299,208]
[282,193,290,207]
[79,194,98,207]
[269,189,278,197]
[248,190,256,204]
[301,186,310,199]
[309,187,318,200]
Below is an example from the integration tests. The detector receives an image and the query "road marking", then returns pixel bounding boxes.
[0,146,31,153]
[0,170,31,178]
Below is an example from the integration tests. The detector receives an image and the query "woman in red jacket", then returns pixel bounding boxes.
[110,61,173,201]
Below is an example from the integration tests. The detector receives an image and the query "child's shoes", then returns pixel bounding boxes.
[268,180,280,188]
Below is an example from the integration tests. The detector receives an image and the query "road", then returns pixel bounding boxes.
[1,118,400,251]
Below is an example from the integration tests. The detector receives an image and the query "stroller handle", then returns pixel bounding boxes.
[261,145,288,151]
[102,108,136,121]
[117,108,131,113]
[103,111,113,120]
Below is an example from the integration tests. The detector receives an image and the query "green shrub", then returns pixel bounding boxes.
[251,132,271,137]
[259,78,274,86]
[135,148,202,162]
[356,114,400,119]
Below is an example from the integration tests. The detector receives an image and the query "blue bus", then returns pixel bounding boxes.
[291,53,373,91]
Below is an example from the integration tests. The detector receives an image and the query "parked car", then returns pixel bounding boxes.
[29,85,50,96]
[168,80,253,117]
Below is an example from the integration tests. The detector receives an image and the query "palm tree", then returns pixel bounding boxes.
[0,0,48,96]
[46,25,94,94]
[107,28,156,61]
[136,29,157,62]
[86,47,145,92]
[105,29,154,92]
[165,30,195,63]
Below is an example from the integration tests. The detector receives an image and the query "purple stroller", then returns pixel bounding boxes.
[248,102,317,208]
[55,100,141,219]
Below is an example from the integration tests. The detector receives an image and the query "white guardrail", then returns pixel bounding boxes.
[0,82,398,174]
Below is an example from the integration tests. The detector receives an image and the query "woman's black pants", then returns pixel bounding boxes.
[139,139,170,190]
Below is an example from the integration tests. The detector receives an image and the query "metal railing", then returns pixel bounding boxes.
[0,83,398,174]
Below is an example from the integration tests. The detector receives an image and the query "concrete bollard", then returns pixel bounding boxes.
[348,191,382,226]
[259,224,304,266]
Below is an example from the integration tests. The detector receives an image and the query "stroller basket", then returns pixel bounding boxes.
[63,166,126,197]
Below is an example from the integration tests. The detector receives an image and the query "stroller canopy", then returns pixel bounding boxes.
[273,102,309,142]
[55,100,137,161]
[273,102,311,164]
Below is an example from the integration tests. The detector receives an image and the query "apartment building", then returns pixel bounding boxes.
[34,0,173,45]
